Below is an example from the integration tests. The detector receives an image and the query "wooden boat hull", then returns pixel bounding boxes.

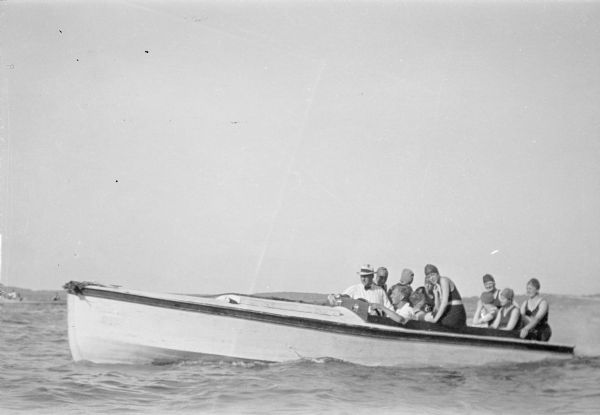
[65,282,574,366]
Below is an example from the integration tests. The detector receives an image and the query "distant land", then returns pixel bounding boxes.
[2,285,599,305]
[0,284,65,302]
[584,293,600,298]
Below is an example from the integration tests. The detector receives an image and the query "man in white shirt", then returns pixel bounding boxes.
[341,264,393,309]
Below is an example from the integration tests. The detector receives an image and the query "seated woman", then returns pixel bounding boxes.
[471,274,500,325]
[471,291,498,327]
[424,264,466,328]
[491,288,521,331]
[519,278,551,341]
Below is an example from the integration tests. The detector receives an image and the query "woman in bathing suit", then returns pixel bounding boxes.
[424,264,466,328]
[491,288,522,331]
[519,278,551,341]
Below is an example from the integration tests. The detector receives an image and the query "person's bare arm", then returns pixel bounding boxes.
[472,300,483,325]
[491,309,502,329]
[520,299,548,338]
[432,278,449,323]
[370,303,406,324]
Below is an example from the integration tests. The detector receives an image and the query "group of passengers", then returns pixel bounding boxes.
[471,273,551,341]
[328,264,551,342]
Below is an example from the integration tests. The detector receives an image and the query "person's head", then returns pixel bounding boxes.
[423,279,434,293]
[399,268,414,286]
[482,274,496,292]
[499,288,514,306]
[480,291,496,310]
[375,267,388,287]
[358,264,375,288]
[424,264,440,284]
[389,284,412,307]
[409,290,426,311]
[526,278,541,297]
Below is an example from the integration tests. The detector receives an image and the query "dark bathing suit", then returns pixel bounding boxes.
[437,281,466,328]
[492,290,501,308]
[525,300,552,342]
[498,304,521,330]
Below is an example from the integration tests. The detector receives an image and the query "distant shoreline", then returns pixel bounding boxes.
[0,285,65,302]
[3,285,599,304]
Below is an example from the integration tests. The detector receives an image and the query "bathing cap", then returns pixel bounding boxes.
[399,268,414,285]
[500,288,514,302]
[528,278,541,290]
[480,291,495,305]
[424,264,439,276]
[482,274,495,283]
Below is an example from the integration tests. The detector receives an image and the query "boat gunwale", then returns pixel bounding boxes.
[67,284,575,355]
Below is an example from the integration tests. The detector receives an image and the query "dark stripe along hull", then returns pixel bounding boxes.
[72,285,574,359]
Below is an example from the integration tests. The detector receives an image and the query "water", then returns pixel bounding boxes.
[1,296,599,414]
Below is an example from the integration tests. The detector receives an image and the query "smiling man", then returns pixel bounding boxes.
[340,264,393,309]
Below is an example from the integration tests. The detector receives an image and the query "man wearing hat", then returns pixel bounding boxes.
[339,264,393,309]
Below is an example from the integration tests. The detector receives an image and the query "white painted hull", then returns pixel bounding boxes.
[66,284,574,366]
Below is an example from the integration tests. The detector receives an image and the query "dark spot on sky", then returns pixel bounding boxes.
[115,179,119,183]
[59,29,62,34]
[145,50,149,54]
[230,121,239,124]
[76,59,79,62]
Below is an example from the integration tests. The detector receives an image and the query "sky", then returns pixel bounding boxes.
[1,1,599,297]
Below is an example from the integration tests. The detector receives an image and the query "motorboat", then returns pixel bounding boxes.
[64,281,574,366]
